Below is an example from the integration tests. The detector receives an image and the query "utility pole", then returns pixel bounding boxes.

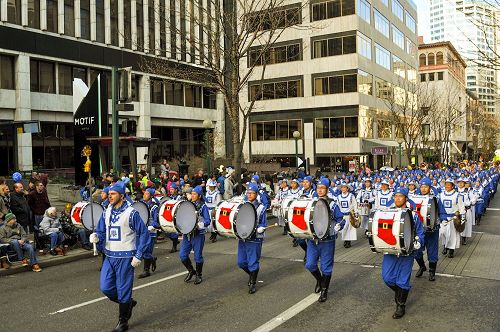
[111,67,119,173]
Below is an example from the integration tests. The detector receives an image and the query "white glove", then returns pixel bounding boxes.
[131,257,141,268]
[147,225,155,232]
[257,227,265,234]
[198,222,205,230]
[334,224,341,232]
[413,240,421,250]
[89,233,99,244]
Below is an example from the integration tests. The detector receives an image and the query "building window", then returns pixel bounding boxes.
[380,0,388,6]
[357,0,370,23]
[437,71,443,80]
[110,0,119,46]
[311,0,354,22]
[313,73,357,95]
[148,2,155,53]
[31,60,56,94]
[80,0,90,39]
[96,0,105,43]
[150,79,164,104]
[405,11,416,33]
[247,5,301,32]
[28,0,40,29]
[313,35,355,58]
[428,52,435,65]
[64,0,75,36]
[251,119,302,141]
[358,70,372,95]
[0,55,15,90]
[136,0,144,51]
[406,37,416,56]
[249,42,302,66]
[58,64,72,95]
[249,78,302,100]
[203,88,217,109]
[375,77,392,100]
[46,0,58,33]
[419,53,426,66]
[315,116,358,138]
[374,9,389,38]
[7,0,22,25]
[420,73,426,82]
[124,1,132,48]
[428,72,435,81]
[392,25,405,50]
[392,0,404,21]
[375,43,391,70]
[165,82,184,106]
[436,51,443,64]
[159,2,167,56]
[185,85,202,107]
[357,32,371,59]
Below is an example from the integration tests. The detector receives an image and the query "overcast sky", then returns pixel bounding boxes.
[415,0,431,42]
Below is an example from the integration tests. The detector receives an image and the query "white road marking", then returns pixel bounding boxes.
[251,293,318,332]
[49,271,187,315]
[435,273,463,279]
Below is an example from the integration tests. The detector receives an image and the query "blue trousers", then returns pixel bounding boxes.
[49,232,64,249]
[100,256,134,304]
[168,233,179,240]
[381,254,414,290]
[77,229,90,245]
[179,233,205,263]
[237,240,262,272]
[10,240,37,265]
[143,234,156,260]
[305,239,335,276]
[416,230,439,263]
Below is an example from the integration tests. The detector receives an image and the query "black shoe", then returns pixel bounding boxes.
[138,259,151,279]
[113,303,130,332]
[392,289,409,319]
[170,239,179,253]
[428,262,437,281]
[462,237,467,245]
[415,258,426,278]
[311,270,322,293]
[442,247,448,255]
[344,241,351,248]
[181,259,196,282]
[448,249,454,258]
[318,275,331,302]
[282,228,287,235]
[50,249,58,256]
[151,257,157,272]
[292,239,298,247]
[248,270,259,294]
[194,263,203,285]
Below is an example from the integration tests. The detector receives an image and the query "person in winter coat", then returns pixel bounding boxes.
[40,207,66,256]
[10,183,32,232]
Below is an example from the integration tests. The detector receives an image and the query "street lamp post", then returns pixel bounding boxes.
[396,138,404,168]
[203,119,213,175]
[293,130,301,168]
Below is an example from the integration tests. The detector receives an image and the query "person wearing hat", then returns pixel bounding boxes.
[437,178,466,258]
[300,176,314,198]
[205,179,222,243]
[40,207,66,256]
[288,179,302,198]
[382,187,424,319]
[179,185,210,285]
[306,178,344,302]
[357,177,376,235]
[407,180,420,196]
[216,166,226,196]
[413,178,440,281]
[166,183,182,253]
[457,178,473,246]
[90,181,150,332]
[223,168,235,201]
[276,179,290,235]
[472,180,484,225]
[238,183,267,294]
[374,180,393,211]
[100,186,110,209]
[337,181,358,248]
[0,213,42,272]
[138,188,161,279]
[251,174,271,210]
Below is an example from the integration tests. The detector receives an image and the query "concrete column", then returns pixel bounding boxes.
[104,0,111,44]
[193,0,200,64]
[165,0,171,58]
[131,0,137,50]
[137,75,151,164]
[304,122,314,166]
[185,0,191,63]
[154,0,160,55]
[143,0,149,51]
[75,0,81,37]
[15,54,33,171]
[213,91,226,158]
[201,0,208,65]
[90,0,96,40]
[40,0,47,30]
[175,0,181,60]
[118,0,124,47]
[21,0,28,26]
[0,0,7,22]
[58,0,64,34]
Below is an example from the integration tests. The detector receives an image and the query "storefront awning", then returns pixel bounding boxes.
[363,138,400,149]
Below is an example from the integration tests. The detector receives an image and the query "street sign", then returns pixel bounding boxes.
[297,157,304,167]
[371,146,388,155]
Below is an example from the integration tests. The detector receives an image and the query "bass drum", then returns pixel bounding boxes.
[280,197,295,221]
[159,196,172,206]
[70,201,104,231]
[409,195,439,231]
[159,200,197,234]
[131,201,150,225]
[214,201,257,240]
[368,208,415,256]
[286,198,331,240]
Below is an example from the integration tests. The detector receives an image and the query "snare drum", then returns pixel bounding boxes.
[409,195,439,231]
[271,198,281,218]
[359,202,371,216]
[368,208,415,256]
[286,198,331,240]
[70,201,104,231]
[131,201,150,225]
[158,200,197,234]
[214,201,257,240]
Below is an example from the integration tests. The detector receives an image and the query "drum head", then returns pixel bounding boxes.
[159,196,171,206]
[402,210,415,252]
[235,202,257,239]
[81,203,104,231]
[174,201,197,234]
[429,197,438,227]
[312,199,330,239]
[132,202,150,225]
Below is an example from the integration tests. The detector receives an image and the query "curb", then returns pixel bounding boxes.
[0,250,94,277]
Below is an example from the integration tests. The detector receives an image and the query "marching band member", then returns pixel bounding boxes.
[413,178,439,281]
[457,178,472,245]
[374,180,393,210]
[407,180,420,196]
[179,186,211,285]
[294,176,314,253]
[138,188,160,279]
[238,183,267,294]
[276,179,290,235]
[438,178,466,258]
[473,180,484,225]
[90,181,150,332]
[337,182,358,248]
[356,177,376,235]
[100,186,110,209]
[288,179,302,197]
[306,178,344,302]
[167,183,182,253]
[382,187,424,319]
[205,179,222,243]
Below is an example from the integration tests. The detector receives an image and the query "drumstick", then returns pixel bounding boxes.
[264,223,279,230]
[93,243,98,257]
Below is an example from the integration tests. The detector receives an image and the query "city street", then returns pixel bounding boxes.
[2,195,500,332]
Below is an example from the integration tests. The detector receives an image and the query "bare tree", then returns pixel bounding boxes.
[139,0,309,180]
